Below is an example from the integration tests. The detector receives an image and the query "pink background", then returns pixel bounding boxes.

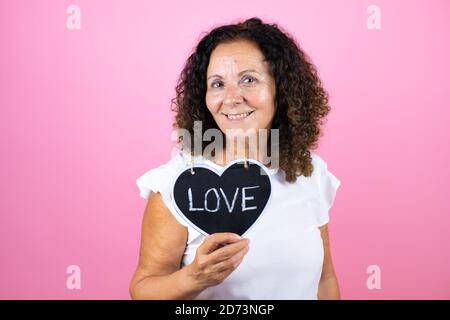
[1,0,449,299]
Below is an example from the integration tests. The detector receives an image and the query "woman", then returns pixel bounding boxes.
[130,17,341,299]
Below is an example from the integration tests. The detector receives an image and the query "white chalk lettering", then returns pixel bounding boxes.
[204,188,220,212]
[188,188,203,211]
[242,186,260,211]
[219,187,239,212]
[187,186,260,213]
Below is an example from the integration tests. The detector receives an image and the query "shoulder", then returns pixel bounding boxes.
[136,151,188,199]
[311,152,329,171]
[305,152,329,182]
[305,152,341,191]
[310,151,341,196]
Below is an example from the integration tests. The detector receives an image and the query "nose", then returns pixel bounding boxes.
[223,84,244,107]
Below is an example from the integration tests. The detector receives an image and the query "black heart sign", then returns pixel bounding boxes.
[170,159,272,237]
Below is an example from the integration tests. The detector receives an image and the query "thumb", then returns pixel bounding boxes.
[198,232,242,255]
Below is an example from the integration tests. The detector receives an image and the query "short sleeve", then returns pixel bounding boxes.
[135,156,191,228]
[313,155,342,227]
[136,166,170,200]
[136,152,185,200]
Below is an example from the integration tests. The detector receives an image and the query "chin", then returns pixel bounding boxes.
[223,125,261,136]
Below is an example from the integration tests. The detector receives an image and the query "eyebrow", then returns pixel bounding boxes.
[207,69,261,80]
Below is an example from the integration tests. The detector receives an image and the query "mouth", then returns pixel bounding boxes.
[222,110,255,121]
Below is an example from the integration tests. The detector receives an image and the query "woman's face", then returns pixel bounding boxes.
[205,40,277,137]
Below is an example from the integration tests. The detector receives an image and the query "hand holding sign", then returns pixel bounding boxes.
[185,232,250,291]
[170,159,272,236]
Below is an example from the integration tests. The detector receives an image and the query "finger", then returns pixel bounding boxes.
[213,245,250,273]
[199,233,242,255]
[208,238,249,264]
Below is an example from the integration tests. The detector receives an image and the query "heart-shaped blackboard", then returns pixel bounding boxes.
[170,159,272,237]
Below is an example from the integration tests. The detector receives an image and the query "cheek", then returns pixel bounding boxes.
[252,87,275,105]
[248,91,276,115]
[249,93,276,128]
[205,92,222,114]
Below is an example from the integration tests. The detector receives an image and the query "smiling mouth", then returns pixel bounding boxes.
[222,111,255,121]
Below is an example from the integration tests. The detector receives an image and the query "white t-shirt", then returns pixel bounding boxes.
[136,150,341,300]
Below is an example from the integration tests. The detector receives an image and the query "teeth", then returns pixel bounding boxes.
[226,111,253,120]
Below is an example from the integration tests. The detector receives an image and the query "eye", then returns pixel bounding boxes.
[211,80,223,88]
[242,75,257,84]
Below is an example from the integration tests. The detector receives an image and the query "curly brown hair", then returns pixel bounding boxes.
[171,17,331,183]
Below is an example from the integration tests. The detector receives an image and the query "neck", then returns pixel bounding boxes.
[212,136,271,168]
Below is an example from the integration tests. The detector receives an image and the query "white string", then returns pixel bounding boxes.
[189,153,195,175]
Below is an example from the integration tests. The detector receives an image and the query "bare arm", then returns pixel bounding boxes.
[129,192,249,300]
[317,224,341,300]
[129,192,203,299]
